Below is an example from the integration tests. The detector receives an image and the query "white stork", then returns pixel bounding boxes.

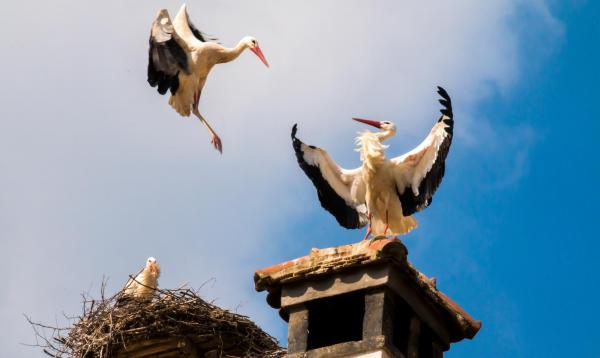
[148,4,269,153]
[292,87,454,239]
[123,257,161,299]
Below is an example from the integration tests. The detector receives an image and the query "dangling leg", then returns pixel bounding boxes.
[362,213,372,241]
[192,91,222,153]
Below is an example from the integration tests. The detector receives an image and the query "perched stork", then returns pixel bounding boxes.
[148,4,269,153]
[292,87,454,239]
[123,257,161,299]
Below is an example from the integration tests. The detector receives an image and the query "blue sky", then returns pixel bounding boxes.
[452,4,599,355]
[0,1,598,357]
[430,4,599,356]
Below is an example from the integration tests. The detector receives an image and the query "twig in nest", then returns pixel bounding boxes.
[27,283,284,357]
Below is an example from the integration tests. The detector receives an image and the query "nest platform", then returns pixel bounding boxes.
[30,287,284,358]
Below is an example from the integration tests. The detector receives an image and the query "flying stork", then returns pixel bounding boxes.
[123,257,161,300]
[291,87,454,239]
[148,4,269,153]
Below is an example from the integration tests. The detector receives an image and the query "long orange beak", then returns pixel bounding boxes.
[250,45,270,68]
[352,117,382,129]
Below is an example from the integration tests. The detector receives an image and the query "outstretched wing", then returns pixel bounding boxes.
[147,9,189,96]
[188,21,218,43]
[292,124,368,229]
[174,4,218,44]
[391,86,454,216]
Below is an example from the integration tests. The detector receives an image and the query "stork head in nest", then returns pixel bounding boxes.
[145,257,161,278]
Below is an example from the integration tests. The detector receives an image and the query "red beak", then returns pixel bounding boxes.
[250,45,270,68]
[352,117,382,129]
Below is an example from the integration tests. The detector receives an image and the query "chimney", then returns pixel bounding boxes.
[254,238,481,357]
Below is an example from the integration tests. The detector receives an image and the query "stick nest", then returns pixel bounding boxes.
[28,284,285,358]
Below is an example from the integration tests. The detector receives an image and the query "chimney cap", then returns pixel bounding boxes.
[254,238,481,341]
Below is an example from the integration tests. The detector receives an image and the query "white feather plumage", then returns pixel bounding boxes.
[123,257,161,299]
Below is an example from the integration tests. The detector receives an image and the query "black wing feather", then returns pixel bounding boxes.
[291,124,365,229]
[188,20,218,43]
[398,86,454,215]
[147,11,189,96]
[185,7,218,43]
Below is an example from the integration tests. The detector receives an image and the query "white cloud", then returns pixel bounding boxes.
[0,0,561,355]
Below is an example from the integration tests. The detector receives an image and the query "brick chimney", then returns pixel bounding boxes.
[254,238,481,357]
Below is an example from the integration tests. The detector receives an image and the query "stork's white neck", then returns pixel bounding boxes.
[377,128,395,142]
[217,40,248,64]
[356,132,388,172]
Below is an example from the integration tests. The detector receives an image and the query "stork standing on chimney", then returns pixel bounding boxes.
[292,87,454,239]
[148,4,270,153]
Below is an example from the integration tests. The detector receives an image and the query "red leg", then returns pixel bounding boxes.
[362,226,372,241]
[383,210,389,236]
[192,91,223,153]
[363,213,372,240]
[193,91,200,109]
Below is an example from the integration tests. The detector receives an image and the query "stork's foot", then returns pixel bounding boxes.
[210,134,223,154]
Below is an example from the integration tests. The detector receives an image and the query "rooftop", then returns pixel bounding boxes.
[254,237,481,342]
